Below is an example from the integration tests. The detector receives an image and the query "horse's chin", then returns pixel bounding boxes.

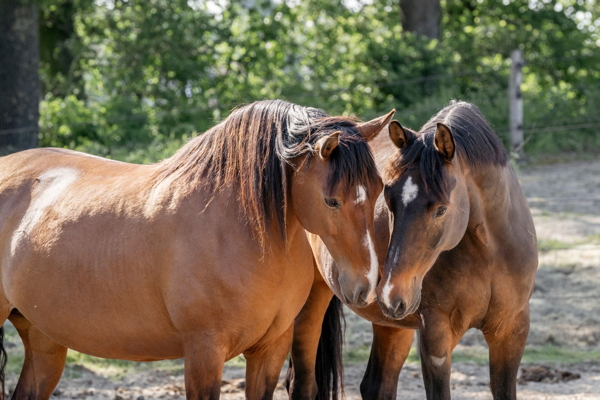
[380,290,421,320]
[404,290,422,316]
[351,297,370,309]
[405,297,421,316]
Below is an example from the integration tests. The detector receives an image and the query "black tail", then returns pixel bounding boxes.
[316,296,345,400]
[0,326,7,398]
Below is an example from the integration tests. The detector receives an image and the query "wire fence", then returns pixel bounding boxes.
[0,50,600,160]
[0,52,598,149]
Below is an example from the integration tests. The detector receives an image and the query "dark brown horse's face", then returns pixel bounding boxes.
[376,122,470,319]
[292,111,395,308]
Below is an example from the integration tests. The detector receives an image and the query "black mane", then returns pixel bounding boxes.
[154,100,379,249]
[387,101,508,201]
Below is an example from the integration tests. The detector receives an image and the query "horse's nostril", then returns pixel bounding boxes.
[344,282,373,307]
[341,292,351,304]
[392,298,407,318]
[352,285,367,304]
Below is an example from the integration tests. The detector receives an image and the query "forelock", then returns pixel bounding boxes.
[385,134,450,203]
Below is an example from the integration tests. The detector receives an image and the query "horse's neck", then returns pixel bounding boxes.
[281,190,310,253]
[464,163,514,242]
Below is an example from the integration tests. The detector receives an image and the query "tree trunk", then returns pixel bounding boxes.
[0,0,40,154]
[399,0,441,40]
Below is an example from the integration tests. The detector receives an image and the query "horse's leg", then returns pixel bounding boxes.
[483,307,530,400]
[360,324,414,400]
[9,312,67,400]
[182,336,226,400]
[418,312,463,400]
[244,324,294,400]
[286,280,335,400]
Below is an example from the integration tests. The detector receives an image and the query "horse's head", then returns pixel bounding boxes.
[377,121,470,319]
[291,111,394,307]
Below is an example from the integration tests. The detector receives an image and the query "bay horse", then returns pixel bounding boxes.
[0,100,396,399]
[287,101,538,400]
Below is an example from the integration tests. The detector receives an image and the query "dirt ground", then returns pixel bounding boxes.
[4,157,600,399]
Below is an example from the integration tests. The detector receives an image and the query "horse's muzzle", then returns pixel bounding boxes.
[379,290,421,320]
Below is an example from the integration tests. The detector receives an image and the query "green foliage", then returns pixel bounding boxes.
[537,238,579,252]
[37,0,600,162]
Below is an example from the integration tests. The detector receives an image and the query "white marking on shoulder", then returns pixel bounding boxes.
[401,176,418,206]
[11,167,80,255]
[431,355,447,367]
[381,274,394,309]
[364,232,379,304]
[355,185,367,204]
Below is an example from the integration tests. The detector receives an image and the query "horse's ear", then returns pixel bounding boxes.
[434,122,455,161]
[356,109,396,141]
[316,131,340,160]
[389,120,413,149]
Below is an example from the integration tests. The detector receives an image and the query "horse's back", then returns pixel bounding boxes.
[0,148,152,259]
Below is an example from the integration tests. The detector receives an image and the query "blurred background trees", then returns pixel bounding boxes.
[2,0,599,160]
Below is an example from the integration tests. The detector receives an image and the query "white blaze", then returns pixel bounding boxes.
[11,167,80,255]
[364,232,379,304]
[381,272,395,309]
[392,246,401,267]
[380,246,401,308]
[355,185,367,204]
[401,176,418,206]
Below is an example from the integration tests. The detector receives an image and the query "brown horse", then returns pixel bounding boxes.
[0,100,396,399]
[287,101,538,400]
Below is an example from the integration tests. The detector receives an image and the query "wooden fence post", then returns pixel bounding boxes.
[509,49,524,157]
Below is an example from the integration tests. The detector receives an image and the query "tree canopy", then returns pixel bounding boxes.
[36,0,600,161]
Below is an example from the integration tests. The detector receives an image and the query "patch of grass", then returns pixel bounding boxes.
[522,345,600,364]
[537,239,579,252]
[3,324,24,375]
[450,345,600,365]
[526,151,600,166]
[225,355,247,367]
[452,347,490,365]
[5,351,24,375]
[344,346,372,363]
[344,346,424,364]
[62,352,246,379]
[587,234,600,244]
[344,344,600,366]
[63,351,185,380]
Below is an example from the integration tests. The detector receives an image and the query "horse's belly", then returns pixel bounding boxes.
[5,256,184,361]
[55,327,184,362]
[12,297,184,361]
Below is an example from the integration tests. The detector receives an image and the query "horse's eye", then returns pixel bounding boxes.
[434,206,447,218]
[324,198,340,209]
